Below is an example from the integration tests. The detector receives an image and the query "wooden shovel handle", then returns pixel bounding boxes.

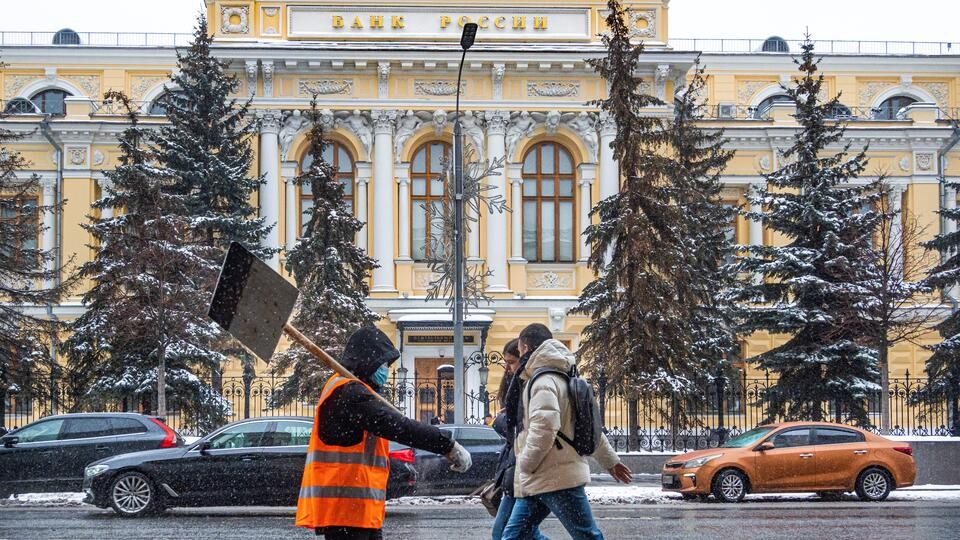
[282,323,400,412]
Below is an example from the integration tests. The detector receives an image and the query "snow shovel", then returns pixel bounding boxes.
[207,242,399,411]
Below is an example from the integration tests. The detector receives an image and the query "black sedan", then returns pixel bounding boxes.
[0,413,182,497]
[83,416,417,517]
[400,424,504,496]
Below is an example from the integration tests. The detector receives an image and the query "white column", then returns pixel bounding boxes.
[41,176,56,289]
[396,165,412,261]
[282,161,298,253]
[577,164,597,262]
[485,111,510,291]
[258,109,282,269]
[598,112,618,203]
[468,208,481,262]
[372,110,398,292]
[888,183,906,277]
[749,181,765,248]
[946,184,958,301]
[509,164,525,262]
[355,161,371,253]
[97,176,114,220]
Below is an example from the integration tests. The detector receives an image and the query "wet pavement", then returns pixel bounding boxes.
[2,499,960,539]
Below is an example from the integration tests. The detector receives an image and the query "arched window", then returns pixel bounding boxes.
[52,28,81,45]
[761,36,789,53]
[827,103,853,119]
[753,94,792,119]
[299,140,355,234]
[30,89,71,116]
[410,141,450,261]
[148,91,183,116]
[522,142,575,263]
[874,96,917,120]
[3,98,39,115]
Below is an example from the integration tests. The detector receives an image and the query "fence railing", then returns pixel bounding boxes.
[671,38,958,56]
[3,374,956,443]
[0,31,194,47]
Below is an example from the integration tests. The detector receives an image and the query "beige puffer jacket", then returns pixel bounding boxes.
[513,339,620,497]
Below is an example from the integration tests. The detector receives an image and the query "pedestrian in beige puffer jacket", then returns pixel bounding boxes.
[512,339,624,498]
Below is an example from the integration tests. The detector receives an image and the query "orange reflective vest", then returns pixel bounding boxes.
[295,375,391,530]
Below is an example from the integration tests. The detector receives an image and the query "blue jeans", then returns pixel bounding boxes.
[492,494,547,540]
[501,486,603,540]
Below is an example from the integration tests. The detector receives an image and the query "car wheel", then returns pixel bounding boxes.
[712,469,747,503]
[109,471,163,517]
[855,468,892,502]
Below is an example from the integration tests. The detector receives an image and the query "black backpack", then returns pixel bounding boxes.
[525,367,604,456]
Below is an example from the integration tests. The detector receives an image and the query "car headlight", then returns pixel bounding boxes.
[85,464,110,478]
[683,454,723,469]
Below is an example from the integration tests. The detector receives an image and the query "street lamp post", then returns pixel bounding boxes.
[453,22,478,425]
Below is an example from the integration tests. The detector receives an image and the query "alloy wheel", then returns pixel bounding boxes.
[112,474,152,514]
[720,473,744,500]
[862,471,888,499]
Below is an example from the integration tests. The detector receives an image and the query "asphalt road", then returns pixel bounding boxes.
[2,500,959,539]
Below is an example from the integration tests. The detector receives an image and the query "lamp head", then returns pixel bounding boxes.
[460,23,478,50]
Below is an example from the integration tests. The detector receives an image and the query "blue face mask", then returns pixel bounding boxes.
[372,364,390,387]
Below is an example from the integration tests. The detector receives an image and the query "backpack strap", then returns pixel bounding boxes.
[523,367,574,449]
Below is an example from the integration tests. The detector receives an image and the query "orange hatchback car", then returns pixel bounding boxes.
[661,422,915,503]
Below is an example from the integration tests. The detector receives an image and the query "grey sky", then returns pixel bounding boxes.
[4,0,959,43]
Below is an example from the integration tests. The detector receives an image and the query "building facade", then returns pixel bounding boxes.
[2,0,959,426]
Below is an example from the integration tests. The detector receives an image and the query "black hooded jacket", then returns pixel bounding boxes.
[316,326,454,455]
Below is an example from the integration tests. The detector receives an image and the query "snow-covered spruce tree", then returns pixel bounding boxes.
[572,1,724,419]
[269,102,378,407]
[151,16,274,386]
[670,62,740,381]
[731,38,882,425]
[63,92,229,429]
[0,94,75,424]
[917,162,960,434]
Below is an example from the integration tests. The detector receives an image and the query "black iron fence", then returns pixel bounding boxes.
[3,373,956,444]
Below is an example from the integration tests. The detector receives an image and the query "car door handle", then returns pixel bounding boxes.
[799,453,814,458]
[240,454,261,462]
[853,450,868,455]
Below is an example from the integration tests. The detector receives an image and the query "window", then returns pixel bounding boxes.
[61,417,113,440]
[3,98,39,115]
[267,420,312,446]
[753,94,792,119]
[12,419,64,443]
[874,96,917,120]
[147,91,184,116]
[771,427,812,448]
[52,28,81,45]
[30,89,71,116]
[299,140,355,235]
[827,103,854,120]
[522,142,576,263]
[814,427,864,445]
[207,421,270,449]
[0,196,39,265]
[761,36,789,53]
[456,427,503,447]
[410,141,450,261]
[109,417,148,436]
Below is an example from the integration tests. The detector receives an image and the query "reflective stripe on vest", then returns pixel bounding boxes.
[295,374,391,530]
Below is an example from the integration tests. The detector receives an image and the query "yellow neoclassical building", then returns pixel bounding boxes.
[3,0,960,426]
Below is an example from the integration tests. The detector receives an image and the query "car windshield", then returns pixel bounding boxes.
[722,426,776,448]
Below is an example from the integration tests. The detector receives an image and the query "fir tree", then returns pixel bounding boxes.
[269,102,378,407]
[572,1,728,416]
[151,16,274,385]
[917,150,960,434]
[0,87,75,425]
[731,38,882,425]
[64,92,228,429]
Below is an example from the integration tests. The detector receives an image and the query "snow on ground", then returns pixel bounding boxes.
[1,493,86,506]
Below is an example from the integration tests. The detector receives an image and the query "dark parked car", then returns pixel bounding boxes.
[398,424,504,496]
[0,413,182,497]
[84,416,417,516]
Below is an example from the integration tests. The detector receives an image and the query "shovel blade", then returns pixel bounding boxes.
[208,242,299,362]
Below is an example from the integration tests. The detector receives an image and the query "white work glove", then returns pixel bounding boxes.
[446,442,472,473]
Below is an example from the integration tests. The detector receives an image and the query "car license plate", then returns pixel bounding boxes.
[662,474,676,487]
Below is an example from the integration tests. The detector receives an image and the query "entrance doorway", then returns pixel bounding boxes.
[414,358,455,424]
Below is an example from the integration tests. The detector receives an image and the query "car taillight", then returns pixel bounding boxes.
[893,446,913,456]
[149,417,178,448]
[389,448,415,463]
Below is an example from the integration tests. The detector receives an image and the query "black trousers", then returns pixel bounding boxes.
[316,527,384,540]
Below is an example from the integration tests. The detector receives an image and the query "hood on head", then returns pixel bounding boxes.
[523,339,575,378]
[341,326,400,383]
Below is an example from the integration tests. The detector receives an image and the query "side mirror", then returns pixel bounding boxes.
[755,441,774,452]
[2,436,19,448]
[198,441,212,455]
